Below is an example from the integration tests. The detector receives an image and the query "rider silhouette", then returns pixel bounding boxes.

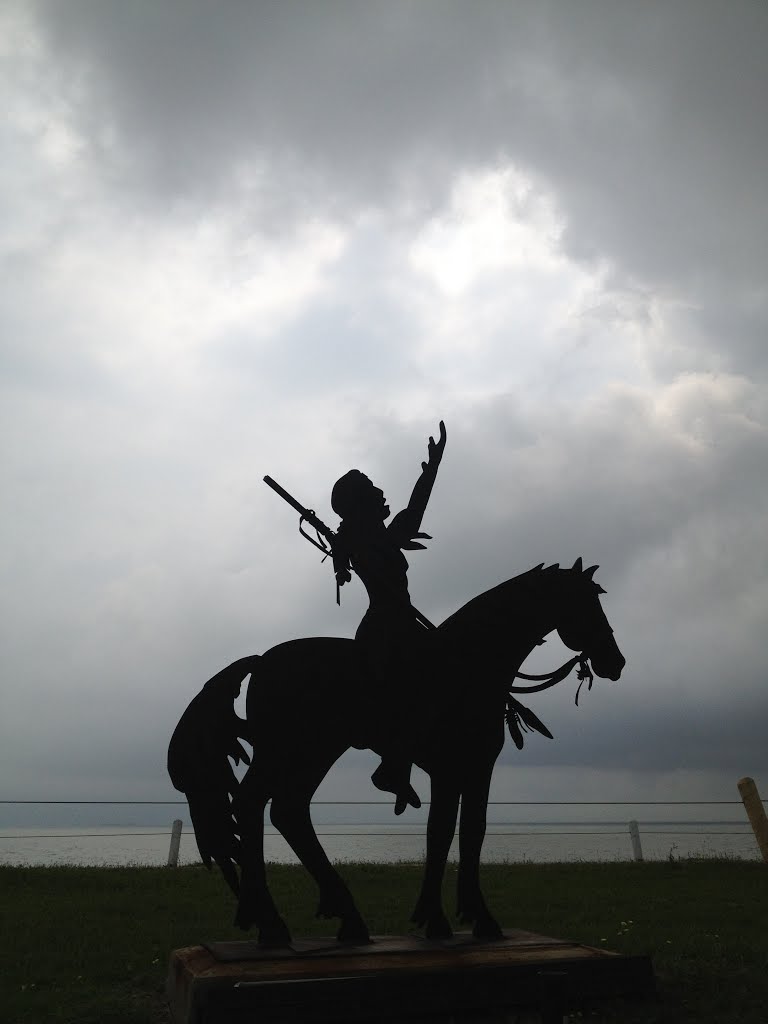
[331,421,446,814]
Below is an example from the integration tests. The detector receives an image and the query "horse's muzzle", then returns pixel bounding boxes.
[589,643,626,682]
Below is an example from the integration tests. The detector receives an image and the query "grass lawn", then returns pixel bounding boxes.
[1,858,766,1023]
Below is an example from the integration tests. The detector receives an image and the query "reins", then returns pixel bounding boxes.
[504,654,594,750]
[509,654,594,704]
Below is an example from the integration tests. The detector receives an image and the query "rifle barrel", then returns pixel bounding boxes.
[263,475,306,516]
[263,475,334,540]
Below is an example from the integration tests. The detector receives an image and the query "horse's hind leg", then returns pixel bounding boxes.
[232,770,291,946]
[270,783,371,945]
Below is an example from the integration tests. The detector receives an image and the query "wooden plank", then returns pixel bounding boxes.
[202,929,585,966]
[167,931,655,1024]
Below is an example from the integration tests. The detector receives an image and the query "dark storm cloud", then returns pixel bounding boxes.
[494,668,768,776]
[32,0,768,302]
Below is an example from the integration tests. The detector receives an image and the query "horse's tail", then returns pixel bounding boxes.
[167,655,259,897]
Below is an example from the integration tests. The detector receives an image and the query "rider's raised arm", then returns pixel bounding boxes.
[389,421,446,546]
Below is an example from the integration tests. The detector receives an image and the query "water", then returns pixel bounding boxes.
[0,822,759,867]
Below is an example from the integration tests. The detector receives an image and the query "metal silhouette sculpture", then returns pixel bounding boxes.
[169,423,625,945]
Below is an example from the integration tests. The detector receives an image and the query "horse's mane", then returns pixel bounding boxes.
[437,562,556,638]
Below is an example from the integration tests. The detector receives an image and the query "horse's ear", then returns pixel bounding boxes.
[543,562,560,573]
[532,562,545,572]
[584,564,599,579]
[572,557,583,572]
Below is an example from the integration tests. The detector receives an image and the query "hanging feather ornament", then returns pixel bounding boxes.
[505,696,554,749]
[505,702,525,749]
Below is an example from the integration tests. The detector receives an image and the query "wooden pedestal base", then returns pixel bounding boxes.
[167,930,654,1024]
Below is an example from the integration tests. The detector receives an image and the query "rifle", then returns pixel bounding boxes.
[263,476,334,548]
[263,474,436,628]
[263,475,342,602]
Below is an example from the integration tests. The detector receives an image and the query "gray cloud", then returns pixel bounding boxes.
[2,1,767,821]
[31,1,768,299]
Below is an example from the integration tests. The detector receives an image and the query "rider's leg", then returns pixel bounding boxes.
[358,615,430,813]
[371,753,421,814]
[371,637,433,813]
[369,690,423,813]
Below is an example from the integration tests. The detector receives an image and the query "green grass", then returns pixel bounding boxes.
[1,859,766,1023]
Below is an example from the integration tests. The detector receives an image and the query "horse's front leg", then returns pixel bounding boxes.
[457,760,503,940]
[411,774,460,940]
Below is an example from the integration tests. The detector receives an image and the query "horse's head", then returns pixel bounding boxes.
[543,558,625,681]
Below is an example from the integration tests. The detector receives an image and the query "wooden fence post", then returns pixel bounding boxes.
[738,777,768,863]
[167,818,183,867]
[628,820,643,862]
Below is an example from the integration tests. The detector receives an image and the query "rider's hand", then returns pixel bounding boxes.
[422,420,446,470]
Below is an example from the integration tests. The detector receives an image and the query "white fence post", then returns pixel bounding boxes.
[628,819,643,862]
[738,777,768,863]
[167,818,183,866]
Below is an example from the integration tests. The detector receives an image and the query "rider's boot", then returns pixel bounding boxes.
[371,757,421,815]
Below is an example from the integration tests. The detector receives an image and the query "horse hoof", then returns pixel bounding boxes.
[473,916,504,941]
[337,919,372,945]
[409,899,430,928]
[258,918,293,948]
[425,914,453,941]
[234,904,255,932]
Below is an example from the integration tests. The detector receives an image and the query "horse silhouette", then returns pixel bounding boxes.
[169,558,625,945]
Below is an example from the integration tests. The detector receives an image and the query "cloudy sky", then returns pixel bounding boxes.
[2,1,767,829]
